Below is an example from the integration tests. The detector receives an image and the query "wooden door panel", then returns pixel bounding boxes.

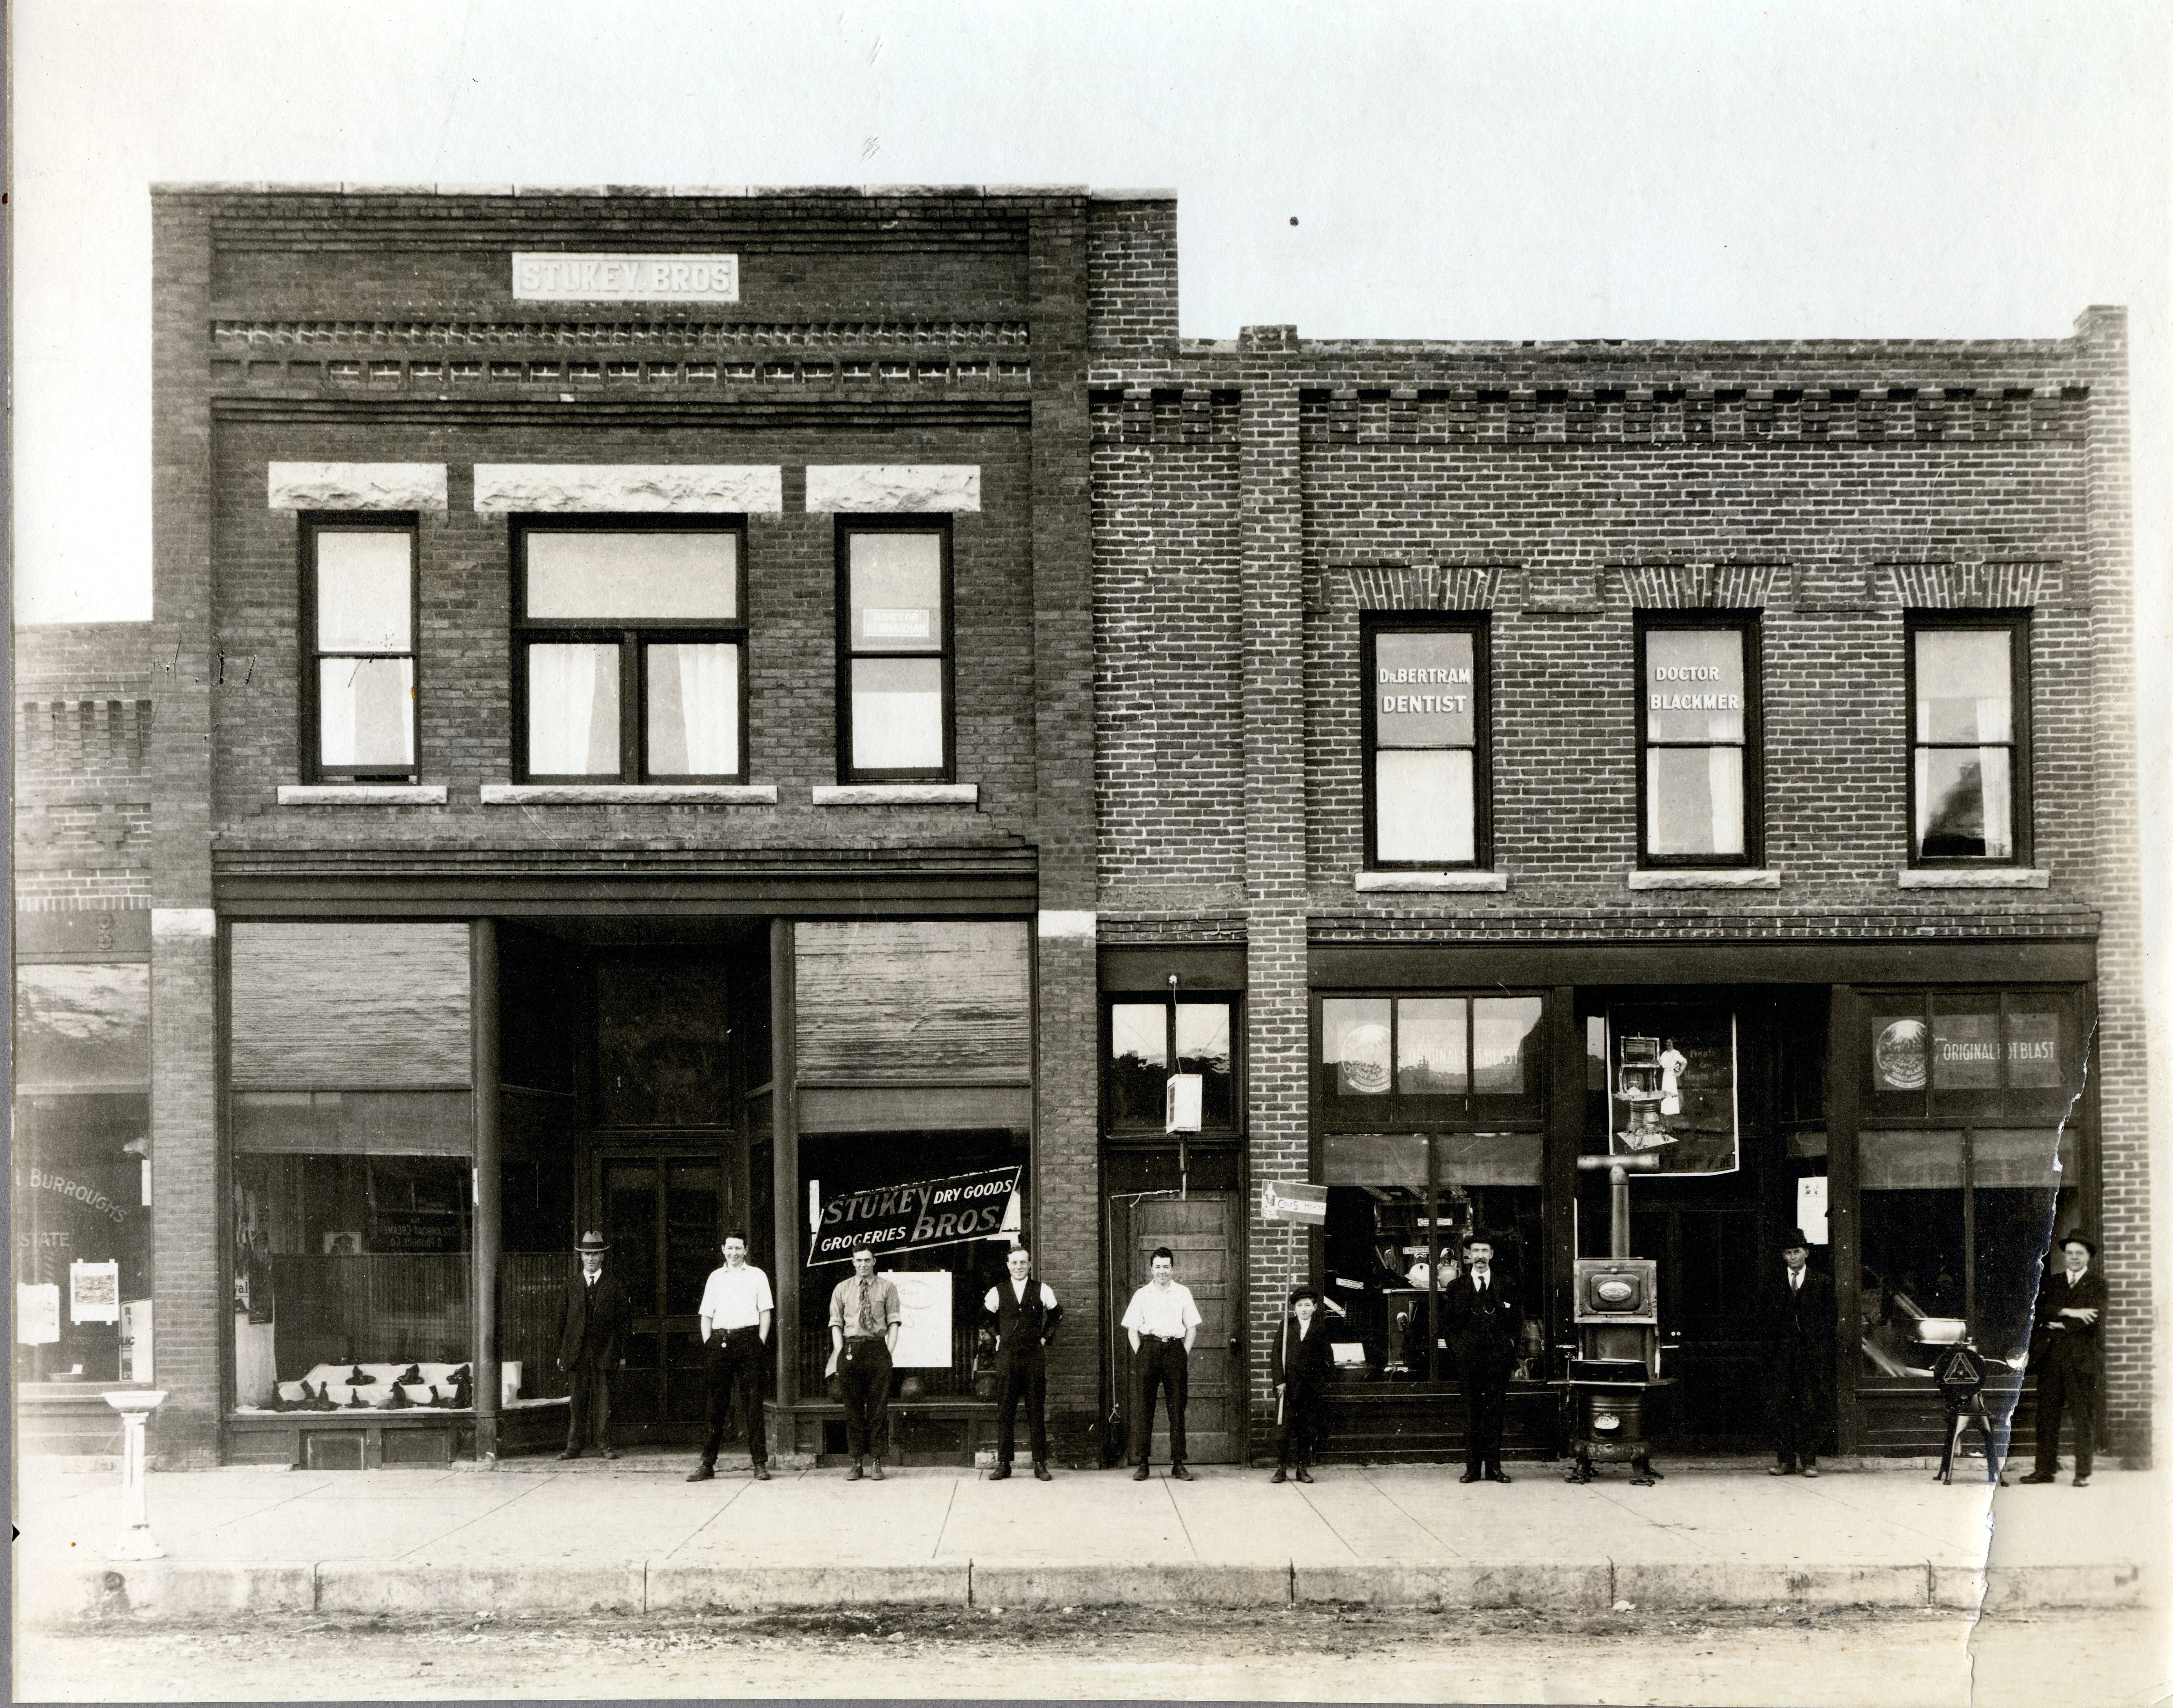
[1128,1194,1239,1463]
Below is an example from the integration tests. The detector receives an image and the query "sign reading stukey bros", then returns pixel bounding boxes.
[513,253,740,303]
[807,1165,1023,1267]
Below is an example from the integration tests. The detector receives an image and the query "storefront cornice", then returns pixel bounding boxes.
[1308,937,2096,988]
[208,397,1031,429]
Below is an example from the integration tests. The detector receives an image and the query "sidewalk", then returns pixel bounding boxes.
[15,1453,2161,1623]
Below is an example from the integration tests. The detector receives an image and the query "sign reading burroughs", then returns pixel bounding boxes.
[807,1165,1023,1267]
[512,253,741,303]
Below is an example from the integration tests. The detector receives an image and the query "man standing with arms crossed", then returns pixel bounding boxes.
[687,1234,773,1482]
[983,1243,1062,1481]
[1122,1246,1201,1481]
[826,1244,901,1481]
[2020,1231,2107,1488]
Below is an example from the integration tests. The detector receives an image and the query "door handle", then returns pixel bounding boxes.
[1228,1336,1242,1354]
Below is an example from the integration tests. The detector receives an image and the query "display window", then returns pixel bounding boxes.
[1865,990,2080,1123]
[794,1131,1025,1401]
[230,1147,476,1414]
[1857,1126,2076,1375]
[13,962,152,1385]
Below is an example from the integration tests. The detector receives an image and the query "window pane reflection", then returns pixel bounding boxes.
[1322,998,1393,1097]
[1915,630,2012,742]
[848,533,944,652]
[1396,998,1465,1094]
[1647,747,1745,856]
[1175,1003,1234,1129]
[317,532,412,651]
[1108,1003,1167,1126]
[1472,998,1543,1093]
[1915,748,2012,859]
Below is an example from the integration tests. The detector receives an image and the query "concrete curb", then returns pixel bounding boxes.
[27,1553,2149,1623]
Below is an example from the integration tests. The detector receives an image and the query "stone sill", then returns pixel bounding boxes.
[1627,869,1781,890]
[1896,867,2050,889]
[277,785,446,806]
[811,784,978,806]
[479,784,777,805]
[1354,870,1507,893]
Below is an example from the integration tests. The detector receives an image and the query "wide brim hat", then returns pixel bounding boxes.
[2056,1230,2098,1256]
[1780,1230,1812,1253]
[575,1230,609,1254]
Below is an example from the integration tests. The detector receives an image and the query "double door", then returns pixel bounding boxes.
[598,1147,737,1438]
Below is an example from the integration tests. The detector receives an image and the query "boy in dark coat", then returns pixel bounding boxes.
[2020,1232,2107,1487]
[1754,1230,1835,1476]
[1270,1285,1334,1482]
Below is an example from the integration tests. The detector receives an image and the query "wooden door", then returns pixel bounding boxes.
[1124,1194,1241,1463]
[599,1151,732,1438]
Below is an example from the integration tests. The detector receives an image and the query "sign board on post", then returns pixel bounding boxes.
[1261,1181,1328,1225]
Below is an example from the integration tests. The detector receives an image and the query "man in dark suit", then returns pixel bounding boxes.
[556,1230,631,1460]
[2020,1232,2107,1487]
[1441,1232,1522,1484]
[1754,1229,1836,1476]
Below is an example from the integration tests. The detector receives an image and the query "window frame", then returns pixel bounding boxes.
[1359,611,1493,871]
[302,512,421,784]
[1904,609,2032,867]
[1633,609,1764,868]
[1100,992,1245,1141]
[510,513,751,785]
[1315,988,1548,1132]
[833,516,956,784]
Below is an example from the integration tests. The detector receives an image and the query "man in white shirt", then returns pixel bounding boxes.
[687,1234,774,1482]
[982,1243,1063,1481]
[1121,1246,1202,1481]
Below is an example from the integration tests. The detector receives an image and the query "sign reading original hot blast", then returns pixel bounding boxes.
[807,1165,1023,1267]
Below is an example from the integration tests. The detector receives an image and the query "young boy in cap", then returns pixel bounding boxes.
[1270,1285,1334,1483]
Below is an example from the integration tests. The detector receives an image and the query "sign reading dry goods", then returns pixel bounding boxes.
[512,253,740,303]
[807,1165,1023,1267]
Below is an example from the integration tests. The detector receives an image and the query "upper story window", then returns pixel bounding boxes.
[837,522,953,782]
[1907,612,2030,864]
[513,518,747,783]
[1637,615,1761,865]
[1105,996,1239,1135]
[305,516,418,782]
[1361,615,1491,869]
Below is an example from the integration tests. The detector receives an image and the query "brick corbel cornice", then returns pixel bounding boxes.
[1613,562,1786,609]
[1335,561,1516,611]
[1878,560,2058,609]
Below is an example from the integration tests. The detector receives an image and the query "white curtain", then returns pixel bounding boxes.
[528,644,617,774]
[649,643,740,775]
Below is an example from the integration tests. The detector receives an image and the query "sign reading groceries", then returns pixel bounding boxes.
[807,1165,1023,1267]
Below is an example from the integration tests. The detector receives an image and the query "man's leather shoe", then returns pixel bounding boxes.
[1295,1466,1315,1484]
[1484,1468,1513,1484]
[2073,1474,2091,1488]
[1132,1463,1150,1481]
[866,1462,885,1481]
[2018,1471,2057,1484]
[598,1446,618,1460]
[845,1463,863,1481]
[1033,1461,1052,1482]
[1460,1469,1481,1484]
[989,1463,1011,1481]
[1800,1463,1819,1478]
[685,1464,714,1482]
[557,1449,580,1460]
[753,1464,771,1481]
[1768,1463,1794,1476]
[1169,1463,1194,1481]
[1270,1466,1288,1484]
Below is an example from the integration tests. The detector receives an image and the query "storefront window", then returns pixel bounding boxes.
[1858,1126,2073,1374]
[1867,991,2078,1123]
[1320,993,1543,1127]
[231,1146,473,1412]
[1106,999,1237,1131]
[13,962,151,1385]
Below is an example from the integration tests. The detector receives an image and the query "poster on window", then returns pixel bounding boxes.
[69,1259,121,1324]
[882,1270,954,1369]
[17,1283,61,1345]
[1605,1003,1739,1174]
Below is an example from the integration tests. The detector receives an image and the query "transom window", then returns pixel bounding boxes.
[837,522,953,782]
[1907,613,2030,863]
[1319,992,1544,1127]
[1636,615,1761,864]
[513,518,748,783]
[305,516,418,782]
[1361,615,1491,868]
[1105,997,1238,1133]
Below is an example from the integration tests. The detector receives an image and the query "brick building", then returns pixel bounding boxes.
[15,183,2147,1472]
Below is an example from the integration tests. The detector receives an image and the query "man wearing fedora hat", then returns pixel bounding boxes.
[556,1231,630,1460]
[2021,1231,2107,1487]
[1754,1230,1835,1476]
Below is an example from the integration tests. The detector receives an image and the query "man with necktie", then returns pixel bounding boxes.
[826,1244,902,1481]
[1754,1229,1836,1476]
[2020,1232,2107,1487]
[982,1243,1063,1481]
[1121,1246,1203,1481]
[1441,1232,1522,1484]
[555,1230,630,1460]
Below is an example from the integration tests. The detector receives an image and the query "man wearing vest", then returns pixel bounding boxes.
[826,1244,902,1481]
[1440,1232,1522,1484]
[983,1243,1063,1481]
[555,1230,630,1460]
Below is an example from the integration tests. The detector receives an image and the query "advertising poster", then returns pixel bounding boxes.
[1605,1003,1739,1175]
[883,1270,953,1369]
[17,1283,61,1346]
[69,1259,121,1324]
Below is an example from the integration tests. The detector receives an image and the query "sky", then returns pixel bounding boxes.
[10,0,2171,1152]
